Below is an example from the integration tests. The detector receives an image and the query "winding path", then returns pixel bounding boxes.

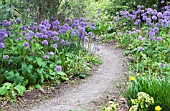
[21,44,126,111]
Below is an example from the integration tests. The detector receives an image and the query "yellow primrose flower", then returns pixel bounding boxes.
[155,105,162,111]
[130,76,135,81]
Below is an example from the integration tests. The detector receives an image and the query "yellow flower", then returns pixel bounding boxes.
[155,105,162,111]
[130,76,135,81]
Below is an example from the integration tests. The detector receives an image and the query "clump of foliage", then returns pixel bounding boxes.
[112,4,170,111]
[99,2,170,111]
[0,16,101,100]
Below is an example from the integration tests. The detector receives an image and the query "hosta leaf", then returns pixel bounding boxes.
[14,84,26,96]
[6,71,14,81]
[0,87,7,95]
[36,57,43,66]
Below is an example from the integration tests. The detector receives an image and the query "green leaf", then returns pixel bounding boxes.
[35,84,45,93]
[14,84,26,96]
[57,71,66,76]
[6,71,14,81]
[36,57,43,66]
[3,83,12,89]
[0,87,7,95]
[140,52,147,60]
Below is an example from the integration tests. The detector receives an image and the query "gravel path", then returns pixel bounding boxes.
[21,44,126,111]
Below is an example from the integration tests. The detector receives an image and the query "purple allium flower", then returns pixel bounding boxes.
[78,32,84,39]
[23,42,29,47]
[3,20,10,26]
[71,31,77,36]
[161,19,167,28]
[154,27,159,33]
[138,36,143,40]
[117,32,122,36]
[129,57,135,61]
[42,30,47,34]
[73,20,79,26]
[28,31,34,36]
[47,30,53,37]
[142,15,147,20]
[149,31,155,40]
[156,36,162,42]
[66,42,71,46]
[161,0,164,3]
[52,20,60,26]
[0,43,5,48]
[36,32,43,38]
[46,23,51,30]
[43,55,49,59]
[152,15,157,20]
[53,36,59,41]
[137,46,144,51]
[157,12,163,18]
[90,23,95,30]
[53,43,58,48]
[26,8,30,12]
[38,24,46,31]
[53,31,58,35]
[42,35,48,39]
[16,18,21,24]
[16,38,22,41]
[134,22,139,26]
[3,55,9,59]
[55,66,62,72]
[84,37,89,42]
[49,52,54,56]
[20,26,26,31]
[88,32,93,36]
[22,31,26,36]
[160,63,165,68]
[42,40,48,45]
[60,39,65,45]
[65,18,71,23]
[146,18,152,25]
[0,30,7,38]
[28,36,33,40]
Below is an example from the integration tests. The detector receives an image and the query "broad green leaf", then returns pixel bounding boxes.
[36,57,43,66]
[0,87,7,95]
[14,84,26,96]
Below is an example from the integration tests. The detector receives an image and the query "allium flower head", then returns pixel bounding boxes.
[3,55,9,59]
[23,42,29,47]
[49,52,54,56]
[71,30,77,36]
[156,36,162,42]
[157,12,163,18]
[16,18,21,24]
[53,43,58,48]
[53,36,59,41]
[160,63,165,68]
[152,15,157,20]
[0,43,5,48]
[43,55,49,59]
[117,32,122,36]
[138,36,143,40]
[42,40,48,45]
[55,66,62,72]
[66,42,71,46]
